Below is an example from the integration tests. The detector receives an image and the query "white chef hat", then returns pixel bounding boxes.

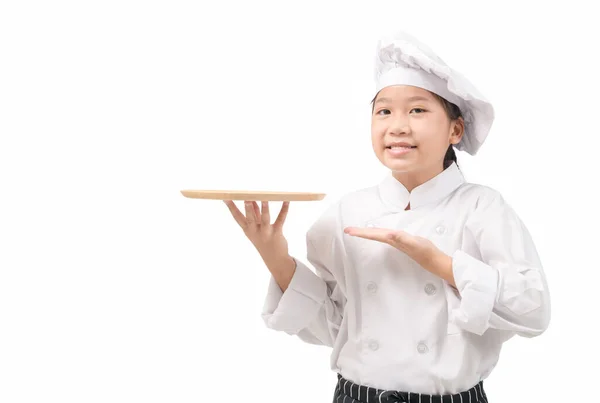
[374,31,494,155]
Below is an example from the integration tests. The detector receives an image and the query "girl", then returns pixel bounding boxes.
[224,31,550,403]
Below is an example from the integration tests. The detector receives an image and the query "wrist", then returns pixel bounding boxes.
[263,253,295,273]
[425,250,456,288]
[265,255,296,292]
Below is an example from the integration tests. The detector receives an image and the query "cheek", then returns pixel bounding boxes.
[371,134,383,150]
[371,121,384,141]
[370,118,379,131]
[414,120,451,146]
[372,117,388,130]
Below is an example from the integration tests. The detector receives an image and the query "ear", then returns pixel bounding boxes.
[449,116,465,145]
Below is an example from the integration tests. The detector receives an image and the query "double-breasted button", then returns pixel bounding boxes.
[366,282,378,293]
[424,283,437,295]
[417,342,429,354]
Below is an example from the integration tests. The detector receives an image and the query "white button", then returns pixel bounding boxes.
[367,282,378,293]
[369,340,379,351]
[424,283,437,295]
[436,225,446,235]
[417,342,428,354]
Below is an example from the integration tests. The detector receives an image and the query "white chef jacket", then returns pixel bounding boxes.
[262,162,550,395]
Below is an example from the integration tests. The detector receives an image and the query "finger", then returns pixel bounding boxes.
[344,227,393,243]
[223,200,247,228]
[253,201,261,223]
[244,201,257,225]
[261,201,271,225]
[273,201,290,228]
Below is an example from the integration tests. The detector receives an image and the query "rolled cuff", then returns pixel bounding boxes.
[261,257,327,334]
[451,249,499,335]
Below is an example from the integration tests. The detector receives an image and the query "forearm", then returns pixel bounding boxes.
[262,254,297,292]
[419,251,457,289]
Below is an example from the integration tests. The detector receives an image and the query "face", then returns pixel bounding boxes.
[371,85,464,184]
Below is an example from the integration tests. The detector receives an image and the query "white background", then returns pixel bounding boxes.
[1,1,598,402]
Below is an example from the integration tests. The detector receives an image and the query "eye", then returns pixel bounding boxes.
[410,108,427,114]
[376,109,391,115]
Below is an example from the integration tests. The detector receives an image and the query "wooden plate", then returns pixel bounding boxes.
[180,190,326,202]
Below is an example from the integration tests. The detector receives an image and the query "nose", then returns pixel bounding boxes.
[388,114,411,136]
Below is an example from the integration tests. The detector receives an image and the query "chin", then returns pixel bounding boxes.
[387,163,418,173]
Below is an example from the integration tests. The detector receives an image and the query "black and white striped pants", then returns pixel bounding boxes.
[333,374,489,403]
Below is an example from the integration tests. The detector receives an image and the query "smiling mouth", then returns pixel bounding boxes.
[386,145,417,149]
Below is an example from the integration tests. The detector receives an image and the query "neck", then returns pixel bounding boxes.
[391,164,445,192]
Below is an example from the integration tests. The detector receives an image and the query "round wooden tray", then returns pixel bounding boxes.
[180,190,326,202]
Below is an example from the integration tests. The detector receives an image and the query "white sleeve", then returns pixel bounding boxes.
[261,205,346,347]
[450,192,551,337]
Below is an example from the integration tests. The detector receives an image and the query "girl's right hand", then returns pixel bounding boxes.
[223,200,291,263]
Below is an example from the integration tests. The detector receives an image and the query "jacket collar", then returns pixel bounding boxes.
[378,162,465,211]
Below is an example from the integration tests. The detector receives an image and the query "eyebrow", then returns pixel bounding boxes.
[374,95,432,105]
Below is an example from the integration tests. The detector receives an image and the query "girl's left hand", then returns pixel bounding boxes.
[344,226,456,288]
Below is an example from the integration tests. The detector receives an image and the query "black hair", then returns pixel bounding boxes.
[432,93,462,169]
[371,92,463,170]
